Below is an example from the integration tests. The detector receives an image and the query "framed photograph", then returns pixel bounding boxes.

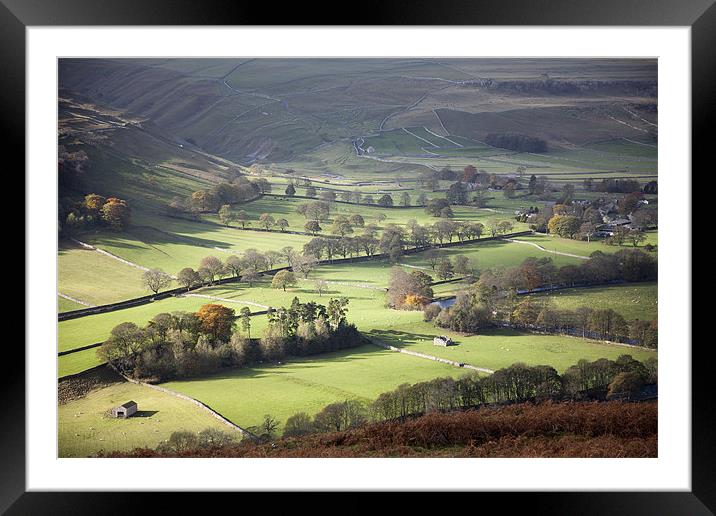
[8,0,710,511]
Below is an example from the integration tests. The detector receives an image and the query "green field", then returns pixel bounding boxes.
[58,243,149,306]
[531,282,658,321]
[59,347,105,378]
[78,209,312,276]
[57,292,269,353]
[368,322,657,373]
[513,231,658,256]
[59,381,236,457]
[162,344,464,432]
[58,296,85,313]
[58,59,659,456]
[58,234,586,357]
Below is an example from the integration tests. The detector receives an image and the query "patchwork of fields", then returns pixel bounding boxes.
[57,58,659,457]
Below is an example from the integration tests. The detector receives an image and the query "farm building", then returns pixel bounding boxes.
[433,336,455,347]
[111,401,137,418]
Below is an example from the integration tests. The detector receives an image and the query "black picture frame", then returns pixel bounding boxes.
[6,0,709,512]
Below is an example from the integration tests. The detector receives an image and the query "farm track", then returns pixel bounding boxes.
[505,239,590,260]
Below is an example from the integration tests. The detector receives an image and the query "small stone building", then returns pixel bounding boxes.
[433,336,454,347]
[111,401,138,418]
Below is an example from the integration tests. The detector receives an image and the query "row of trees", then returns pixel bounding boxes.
[99,296,361,381]
[60,193,131,234]
[503,296,657,347]
[284,183,421,207]
[171,175,268,215]
[281,354,656,438]
[423,251,657,346]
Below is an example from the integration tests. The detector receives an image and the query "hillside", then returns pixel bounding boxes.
[59,58,657,167]
[105,400,658,458]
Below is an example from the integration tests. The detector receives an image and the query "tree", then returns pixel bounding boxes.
[272,270,297,292]
[196,304,235,342]
[331,218,353,237]
[606,371,645,400]
[285,183,296,196]
[425,248,442,270]
[315,279,328,296]
[292,253,318,279]
[257,414,280,440]
[446,182,468,205]
[436,257,455,280]
[239,306,252,338]
[628,229,647,247]
[283,412,314,437]
[240,269,261,287]
[320,190,337,203]
[101,198,130,231]
[579,222,597,243]
[259,213,275,230]
[97,322,145,371]
[83,193,105,216]
[377,194,394,207]
[142,268,173,294]
[177,267,201,290]
[400,191,411,207]
[349,214,364,227]
[454,255,473,277]
[305,186,317,198]
[547,215,581,239]
[235,210,251,228]
[199,256,224,283]
[224,255,244,277]
[304,220,322,235]
[276,218,289,232]
[218,204,235,226]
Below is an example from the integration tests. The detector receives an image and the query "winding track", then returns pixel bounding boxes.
[504,238,590,260]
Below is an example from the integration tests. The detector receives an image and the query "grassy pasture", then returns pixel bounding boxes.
[368,321,657,373]
[59,381,235,457]
[59,348,106,378]
[206,195,529,236]
[162,344,464,433]
[79,210,311,275]
[57,292,269,353]
[59,296,85,313]
[513,231,658,256]
[531,282,657,322]
[58,243,149,306]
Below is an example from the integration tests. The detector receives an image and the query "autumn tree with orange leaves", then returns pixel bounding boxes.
[196,304,235,342]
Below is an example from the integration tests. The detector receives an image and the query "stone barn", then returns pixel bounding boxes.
[433,336,455,347]
[111,401,138,418]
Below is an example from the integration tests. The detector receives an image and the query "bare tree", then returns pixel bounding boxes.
[142,268,173,294]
